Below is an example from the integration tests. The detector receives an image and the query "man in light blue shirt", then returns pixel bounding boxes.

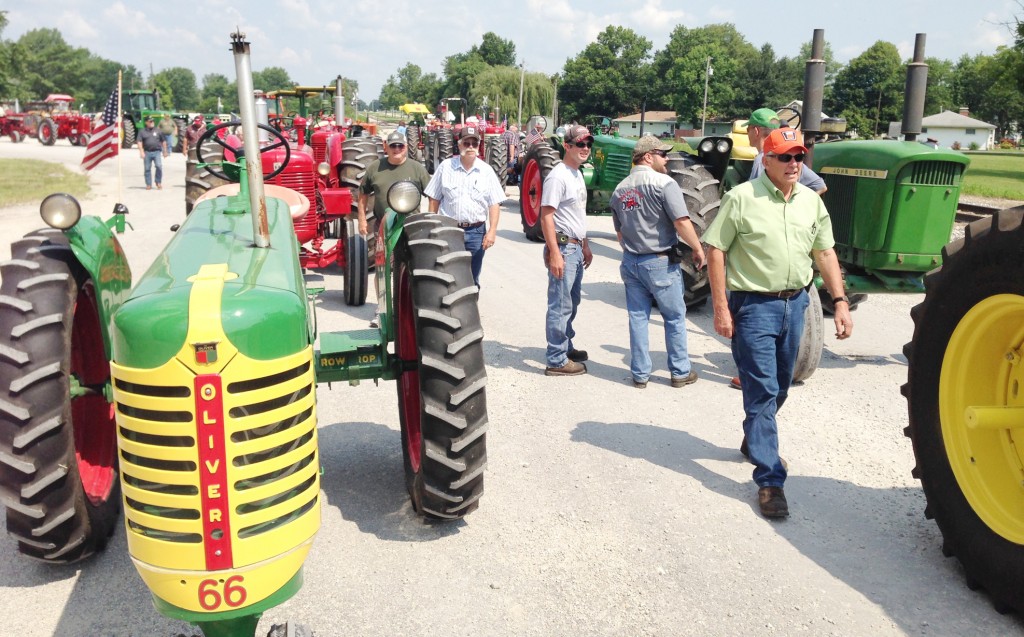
[425,124,506,287]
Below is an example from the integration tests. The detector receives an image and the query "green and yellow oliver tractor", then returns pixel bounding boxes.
[0,33,487,636]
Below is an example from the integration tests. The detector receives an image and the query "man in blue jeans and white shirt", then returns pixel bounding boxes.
[541,124,594,376]
[610,135,706,388]
[425,124,505,287]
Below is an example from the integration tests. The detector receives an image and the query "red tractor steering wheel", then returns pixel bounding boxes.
[195,120,291,182]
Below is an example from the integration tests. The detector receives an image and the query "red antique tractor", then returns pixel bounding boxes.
[36,94,92,146]
[0,109,33,143]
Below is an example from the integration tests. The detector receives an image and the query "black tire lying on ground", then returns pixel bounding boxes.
[0,229,121,562]
[393,212,487,520]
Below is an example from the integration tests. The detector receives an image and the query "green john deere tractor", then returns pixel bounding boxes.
[121,88,190,151]
[0,33,487,637]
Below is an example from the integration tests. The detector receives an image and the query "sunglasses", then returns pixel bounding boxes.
[651,150,669,158]
[388,143,406,149]
[460,139,479,147]
[769,152,806,163]
[572,141,593,149]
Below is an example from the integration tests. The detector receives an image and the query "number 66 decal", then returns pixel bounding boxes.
[198,575,248,610]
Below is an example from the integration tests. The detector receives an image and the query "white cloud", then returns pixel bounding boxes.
[57,12,98,41]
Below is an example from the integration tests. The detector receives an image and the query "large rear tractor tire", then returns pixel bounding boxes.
[903,206,1024,615]
[121,118,137,149]
[185,145,231,215]
[433,128,454,172]
[485,136,508,186]
[339,137,383,190]
[519,142,560,242]
[343,219,368,306]
[394,213,487,519]
[406,124,422,162]
[424,130,436,174]
[37,118,57,146]
[665,153,722,307]
[0,229,120,562]
[792,285,824,383]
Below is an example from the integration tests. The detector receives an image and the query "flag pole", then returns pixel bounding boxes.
[117,70,123,201]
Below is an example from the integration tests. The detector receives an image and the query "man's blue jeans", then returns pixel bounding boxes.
[461,223,486,287]
[545,243,584,367]
[619,252,691,383]
[143,150,163,187]
[728,290,808,488]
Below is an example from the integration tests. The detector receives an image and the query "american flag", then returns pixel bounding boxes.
[81,87,120,171]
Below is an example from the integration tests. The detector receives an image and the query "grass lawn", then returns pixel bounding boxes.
[0,159,90,208]
[960,151,1024,200]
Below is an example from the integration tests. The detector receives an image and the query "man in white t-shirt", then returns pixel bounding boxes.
[541,124,594,376]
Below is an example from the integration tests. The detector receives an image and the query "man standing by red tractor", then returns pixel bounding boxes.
[137,116,167,190]
[181,115,206,156]
[358,130,431,325]
[541,124,594,376]
[704,128,853,519]
[425,124,505,288]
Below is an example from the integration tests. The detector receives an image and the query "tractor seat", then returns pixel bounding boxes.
[193,183,310,220]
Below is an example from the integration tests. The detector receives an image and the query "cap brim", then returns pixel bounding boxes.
[771,143,808,155]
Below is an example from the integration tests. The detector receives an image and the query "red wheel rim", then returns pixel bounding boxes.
[70,281,117,505]
[396,263,422,473]
[522,159,541,227]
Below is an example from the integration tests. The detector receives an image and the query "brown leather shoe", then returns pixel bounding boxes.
[545,360,587,376]
[730,376,741,389]
[670,371,698,387]
[758,486,789,518]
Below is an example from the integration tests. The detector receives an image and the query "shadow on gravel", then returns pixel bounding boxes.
[570,421,1024,633]
[316,420,465,542]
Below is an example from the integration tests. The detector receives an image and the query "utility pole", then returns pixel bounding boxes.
[517,59,525,126]
[701,56,712,135]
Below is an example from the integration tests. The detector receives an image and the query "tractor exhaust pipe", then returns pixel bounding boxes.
[230,31,270,248]
[334,76,345,127]
[901,34,928,142]
[801,29,826,166]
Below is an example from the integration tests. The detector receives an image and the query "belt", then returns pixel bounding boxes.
[457,221,485,228]
[749,284,811,299]
[556,233,583,245]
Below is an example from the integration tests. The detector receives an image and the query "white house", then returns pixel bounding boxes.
[888,108,996,149]
[611,111,677,138]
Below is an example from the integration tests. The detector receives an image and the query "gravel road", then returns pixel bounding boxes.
[1,138,1021,637]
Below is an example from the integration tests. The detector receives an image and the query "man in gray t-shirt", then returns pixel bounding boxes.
[610,135,706,388]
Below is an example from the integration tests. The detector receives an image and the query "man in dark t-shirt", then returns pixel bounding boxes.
[137,117,167,190]
[357,130,430,235]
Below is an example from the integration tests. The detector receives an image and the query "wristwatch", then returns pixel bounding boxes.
[832,295,850,305]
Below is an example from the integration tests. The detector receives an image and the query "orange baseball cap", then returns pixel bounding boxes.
[763,128,807,156]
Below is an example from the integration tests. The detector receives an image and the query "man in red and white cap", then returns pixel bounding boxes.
[703,127,853,519]
[540,124,594,376]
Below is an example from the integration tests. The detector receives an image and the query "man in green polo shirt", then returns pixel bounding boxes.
[703,127,853,519]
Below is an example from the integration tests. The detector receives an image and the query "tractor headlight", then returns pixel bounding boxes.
[40,193,82,230]
[317,162,330,177]
[699,139,714,154]
[716,139,731,154]
[387,181,422,214]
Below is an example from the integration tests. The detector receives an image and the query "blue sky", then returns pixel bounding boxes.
[4,0,1019,100]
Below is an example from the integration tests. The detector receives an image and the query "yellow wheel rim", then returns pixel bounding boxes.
[940,293,1024,542]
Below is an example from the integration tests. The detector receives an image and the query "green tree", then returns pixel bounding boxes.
[923,57,955,116]
[652,24,758,126]
[153,67,199,110]
[826,40,904,137]
[473,32,516,67]
[199,73,236,113]
[252,66,293,93]
[954,49,1024,139]
[559,26,653,123]
[16,28,92,99]
[379,63,441,109]
[469,65,552,124]
[440,52,489,108]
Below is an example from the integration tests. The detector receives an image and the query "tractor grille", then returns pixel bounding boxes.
[311,137,327,164]
[899,161,964,187]
[820,174,856,245]
[112,347,319,571]
[269,170,318,242]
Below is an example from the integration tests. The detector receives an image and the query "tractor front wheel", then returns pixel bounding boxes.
[343,219,368,306]
[519,142,560,242]
[485,136,508,186]
[37,118,57,146]
[0,229,120,562]
[904,206,1024,614]
[394,213,487,519]
[9,130,23,143]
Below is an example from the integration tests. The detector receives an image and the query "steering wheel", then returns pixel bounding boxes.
[195,120,291,182]
[775,107,801,129]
